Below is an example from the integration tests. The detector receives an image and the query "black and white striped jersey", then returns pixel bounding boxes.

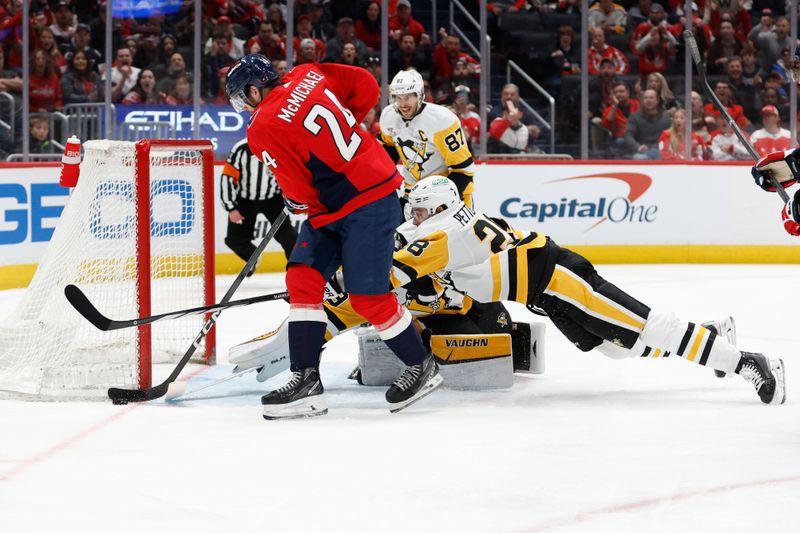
[220,138,281,211]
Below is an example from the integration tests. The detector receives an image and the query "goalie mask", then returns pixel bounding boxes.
[407,176,460,224]
[390,69,425,119]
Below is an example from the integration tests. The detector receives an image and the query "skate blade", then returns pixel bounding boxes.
[389,374,444,414]
[262,395,329,420]
[769,358,786,405]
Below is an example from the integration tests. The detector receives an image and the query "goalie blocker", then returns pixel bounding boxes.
[230,310,545,390]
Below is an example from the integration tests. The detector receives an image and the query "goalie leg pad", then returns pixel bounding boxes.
[229,319,291,382]
[356,329,515,389]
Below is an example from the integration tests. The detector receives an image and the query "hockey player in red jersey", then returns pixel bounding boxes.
[226,54,442,419]
[755,48,800,236]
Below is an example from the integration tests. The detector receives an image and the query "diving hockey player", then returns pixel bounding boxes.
[386,177,785,405]
[380,69,476,207]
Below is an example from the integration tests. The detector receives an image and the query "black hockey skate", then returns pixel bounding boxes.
[736,352,786,405]
[386,354,443,413]
[702,317,736,378]
[261,368,328,419]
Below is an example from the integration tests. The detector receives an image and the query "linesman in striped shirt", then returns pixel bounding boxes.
[220,138,298,270]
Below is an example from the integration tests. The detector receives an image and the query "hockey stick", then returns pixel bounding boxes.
[164,367,258,402]
[683,30,790,203]
[107,209,289,404]
[65,285,288,331]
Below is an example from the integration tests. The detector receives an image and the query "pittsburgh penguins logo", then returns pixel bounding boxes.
[398,137,432,178]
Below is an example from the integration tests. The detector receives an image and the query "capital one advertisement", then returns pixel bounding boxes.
[473,163,797,246]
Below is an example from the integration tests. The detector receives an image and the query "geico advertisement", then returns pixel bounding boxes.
[0,165,288,267]
[473,164,795,245]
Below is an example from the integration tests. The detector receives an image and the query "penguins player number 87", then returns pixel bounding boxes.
[444,128,466,152]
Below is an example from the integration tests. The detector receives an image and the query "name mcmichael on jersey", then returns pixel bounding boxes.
[276,70,325,124]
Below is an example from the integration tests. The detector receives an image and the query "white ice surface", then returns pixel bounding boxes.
[1,266,799,533]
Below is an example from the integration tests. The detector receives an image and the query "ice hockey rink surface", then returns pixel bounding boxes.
[1,265,798,533]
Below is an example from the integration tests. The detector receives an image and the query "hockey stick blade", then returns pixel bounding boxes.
[66,284,288,331]
[64,284,112,330]
[683,30,788,202]
[108,210,289,404]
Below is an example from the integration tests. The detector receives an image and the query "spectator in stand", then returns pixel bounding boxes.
[588,0,627,34]
[365,55,381,83]
[740,46,762,86]
[61,49,100,106]
[30,49,61,112]
[122,69,165,105]
[671,3,712,60]
[0,47,22,96]
[356,2,381,53]
[624,88,671,160]
[635,24,673,78]
[746,7,774,46]
[266,4,287,36]
[726,56,758,123]
[488,83,545,153]
[338,43,363,67]
[750,104,791,157]
[444,58,479,104]
[29,115,57,155]
[108,47,140,103]
[291,15,325,64]
[703,80,748,129]
[750,16,792,76]
[157,52,190,95]
[548,25,581,87]
[203,33,236,100]
[453,86,480,150]
[61,23,102,72]
[274,60,288,80]
[247,20,286,61]
[646,72,677,111]
[38,27,66,74]
[296,38,319,66]
[706,19,742,75]
[659,108,705,160]
[588,57,618,118]
[165,74,194,106]
[707,0,750,42]
[588,26,630,75]
[489,97,530,154]
[154,35,178,73]
[324,17,369,65]
[770,47,794,85]
[758,86,790,125]
[205,16,246,60]
[360,106,381,137]
[601,80,640,156]
[432,32,480,90]
[631,3,672,51]
[134,34,162,72]
[308,1,336,42]
[709,115,750,160]
[389,32,432,80]
[690,90,712,143]
[389,0,429,45]
[49,0,77,48]
[627,0,652,28]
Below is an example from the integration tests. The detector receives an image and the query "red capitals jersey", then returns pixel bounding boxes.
[246,63,401,228]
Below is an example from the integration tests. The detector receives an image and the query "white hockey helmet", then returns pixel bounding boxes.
[407,176,460,217]
[389,69,424,115]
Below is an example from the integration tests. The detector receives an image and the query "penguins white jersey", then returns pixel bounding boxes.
[379,102,476,190]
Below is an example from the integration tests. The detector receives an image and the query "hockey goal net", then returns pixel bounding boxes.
[0,139,216,399]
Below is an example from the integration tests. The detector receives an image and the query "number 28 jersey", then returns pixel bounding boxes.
[246,63,402,228]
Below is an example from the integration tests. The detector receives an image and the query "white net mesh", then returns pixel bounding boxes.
[0,140,211,399]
